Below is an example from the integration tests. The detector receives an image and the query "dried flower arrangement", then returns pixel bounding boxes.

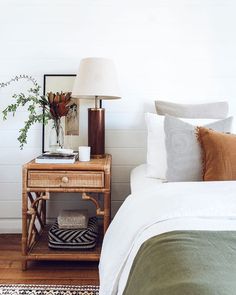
[0,75,71,149]
[45,92,72,149]
[46,92,71,118]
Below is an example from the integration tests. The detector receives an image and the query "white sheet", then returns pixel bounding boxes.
[99,181,236,295]
[130,164,164,194]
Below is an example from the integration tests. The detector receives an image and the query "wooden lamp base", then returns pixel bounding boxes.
[88,108,105,157]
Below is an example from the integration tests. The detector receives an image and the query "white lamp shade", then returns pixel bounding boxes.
[72,57,121,100]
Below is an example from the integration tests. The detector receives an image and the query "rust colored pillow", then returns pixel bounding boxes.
[197,127,236,181]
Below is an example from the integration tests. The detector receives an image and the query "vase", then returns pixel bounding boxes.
[49,118,64,152]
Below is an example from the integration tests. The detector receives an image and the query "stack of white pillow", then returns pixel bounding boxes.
[145,100,232,182]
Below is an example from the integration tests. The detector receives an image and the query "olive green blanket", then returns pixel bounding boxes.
[123,231,236,295]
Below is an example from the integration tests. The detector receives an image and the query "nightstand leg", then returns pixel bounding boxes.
[104,192,111,234]
[22,168,28,271]
[42,199,46,226]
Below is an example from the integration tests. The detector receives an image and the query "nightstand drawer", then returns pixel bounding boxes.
[28,171,104,188]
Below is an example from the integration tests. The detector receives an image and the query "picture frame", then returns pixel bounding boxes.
[42,74,93,153]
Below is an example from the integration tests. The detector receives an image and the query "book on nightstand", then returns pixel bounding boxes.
[35,153,78,164]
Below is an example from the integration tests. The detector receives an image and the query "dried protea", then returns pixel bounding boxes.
[47,91,71,119]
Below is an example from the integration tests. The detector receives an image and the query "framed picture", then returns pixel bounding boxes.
[42,74,93,153]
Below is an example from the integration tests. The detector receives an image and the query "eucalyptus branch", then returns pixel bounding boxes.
[18,113,48,149]
[0,75,39,88]
[0,75,48,149]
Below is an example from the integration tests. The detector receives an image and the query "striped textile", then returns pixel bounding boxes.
[48,217,98,249]
[0,284,99,295]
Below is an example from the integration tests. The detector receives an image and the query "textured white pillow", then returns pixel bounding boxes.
[164,115,233,182]
[145,112,226,179]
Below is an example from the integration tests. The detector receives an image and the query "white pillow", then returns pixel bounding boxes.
[155,100,229,119]
[145,113,166,179]
[145,112,226,179]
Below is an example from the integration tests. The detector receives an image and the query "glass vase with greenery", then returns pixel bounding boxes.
[0,75,71,149]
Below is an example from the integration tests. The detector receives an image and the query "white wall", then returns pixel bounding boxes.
[0,0,236,232]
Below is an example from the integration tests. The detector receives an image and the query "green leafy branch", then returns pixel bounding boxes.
[0,75,51,149]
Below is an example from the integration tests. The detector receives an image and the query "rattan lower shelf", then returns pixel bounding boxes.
[27,225,102,261]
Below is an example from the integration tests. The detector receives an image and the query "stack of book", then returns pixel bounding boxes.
[35,152,78,164]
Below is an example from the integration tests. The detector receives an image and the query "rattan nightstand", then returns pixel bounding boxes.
[21,154,111,270]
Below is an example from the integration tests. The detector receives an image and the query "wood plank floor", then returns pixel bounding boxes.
[0,234,99,285]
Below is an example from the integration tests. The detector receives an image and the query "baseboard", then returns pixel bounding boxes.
[0,219,22,233]
[0,218,57,234]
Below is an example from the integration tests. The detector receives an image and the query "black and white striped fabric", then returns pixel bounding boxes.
[48,217,98,249]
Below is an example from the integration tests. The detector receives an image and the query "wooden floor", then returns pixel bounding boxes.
[0,234,99,285]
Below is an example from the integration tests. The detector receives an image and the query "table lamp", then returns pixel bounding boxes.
[72,57,121,157]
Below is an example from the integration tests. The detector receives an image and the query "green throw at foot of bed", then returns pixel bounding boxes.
[123,231,236,295]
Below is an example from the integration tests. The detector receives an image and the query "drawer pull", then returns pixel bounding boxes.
[62,176,69,183]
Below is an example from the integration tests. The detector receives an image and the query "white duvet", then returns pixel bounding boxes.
[99,181,236,295]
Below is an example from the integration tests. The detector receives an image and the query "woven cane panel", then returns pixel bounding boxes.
[28,171,104,188]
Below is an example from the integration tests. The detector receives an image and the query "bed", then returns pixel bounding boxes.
[100,172,236,294]
[99,101,236,295]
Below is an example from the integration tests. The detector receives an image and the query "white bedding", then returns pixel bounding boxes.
[130,164,164,194]
[99,180,236,295]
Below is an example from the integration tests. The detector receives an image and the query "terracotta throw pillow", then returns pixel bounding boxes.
[197,127,236,181]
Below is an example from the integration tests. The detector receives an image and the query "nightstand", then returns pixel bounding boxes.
[21,154,111,270]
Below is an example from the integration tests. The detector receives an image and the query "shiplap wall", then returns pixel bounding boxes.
[0,0,236,232]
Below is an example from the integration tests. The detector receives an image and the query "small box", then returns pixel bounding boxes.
[58,209,88,229]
